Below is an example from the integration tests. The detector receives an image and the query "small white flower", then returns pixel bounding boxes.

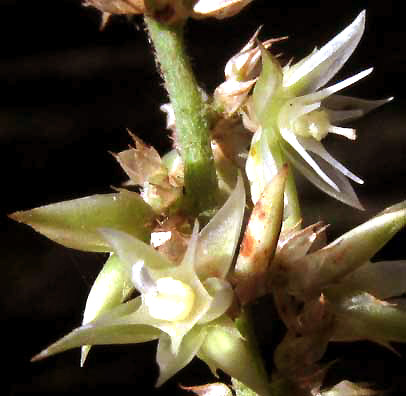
[246,10,392,209]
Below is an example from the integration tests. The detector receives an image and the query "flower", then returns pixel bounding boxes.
[245,10,392,209]
[29,177,271,395]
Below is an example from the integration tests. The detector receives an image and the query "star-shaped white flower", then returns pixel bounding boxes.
[30,177,270,395]
[246,10,392,209]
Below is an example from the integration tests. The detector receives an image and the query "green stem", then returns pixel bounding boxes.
[144,17,219,216]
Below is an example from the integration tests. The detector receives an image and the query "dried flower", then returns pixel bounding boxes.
[113,132,183,213]
[214,27,286,116]
[269,201,405,391]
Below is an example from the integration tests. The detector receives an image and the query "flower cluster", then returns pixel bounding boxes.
[9,5,406,396]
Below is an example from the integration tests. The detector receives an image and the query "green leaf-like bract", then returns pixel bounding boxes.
[288,204,406,296]
[9,190,155,252]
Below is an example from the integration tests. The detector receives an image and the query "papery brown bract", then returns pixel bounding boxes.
[84,0,145,14]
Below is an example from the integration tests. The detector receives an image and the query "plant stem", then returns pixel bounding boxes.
[144,16,219,216]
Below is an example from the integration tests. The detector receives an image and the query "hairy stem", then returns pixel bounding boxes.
[144,16,219,216]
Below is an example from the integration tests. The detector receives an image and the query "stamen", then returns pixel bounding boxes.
[328,125,357,140]
[132,260,157,294]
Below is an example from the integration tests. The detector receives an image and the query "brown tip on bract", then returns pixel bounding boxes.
[108,150,119,159]
[7,211,18,221]
[7,210,26,224]
[100,12,111,30]
[30,349,49,363]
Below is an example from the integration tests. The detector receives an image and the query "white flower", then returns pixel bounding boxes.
[246,10,392,209]
[29,177,272,395]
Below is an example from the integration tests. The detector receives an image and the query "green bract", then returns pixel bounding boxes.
[9,190,155,252]
[286,201,406,297]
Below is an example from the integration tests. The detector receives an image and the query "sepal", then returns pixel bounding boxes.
[283,11,366,94]
[195,175,245,280]
[156,326,207,387]
[281,142,363,210]
[31,297,160,362]
[99,228,174,272]
[252,44,283,123]
[324,95,393,124]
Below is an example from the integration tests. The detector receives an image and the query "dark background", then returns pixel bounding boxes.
[2,1,405,395]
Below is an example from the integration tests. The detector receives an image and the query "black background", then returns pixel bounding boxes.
[2,1,406,395]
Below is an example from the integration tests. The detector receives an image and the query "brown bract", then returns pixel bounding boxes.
[84,0,191,24]
[214,28,287,116]
[84,0,254,24]
[84,0,145,14]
